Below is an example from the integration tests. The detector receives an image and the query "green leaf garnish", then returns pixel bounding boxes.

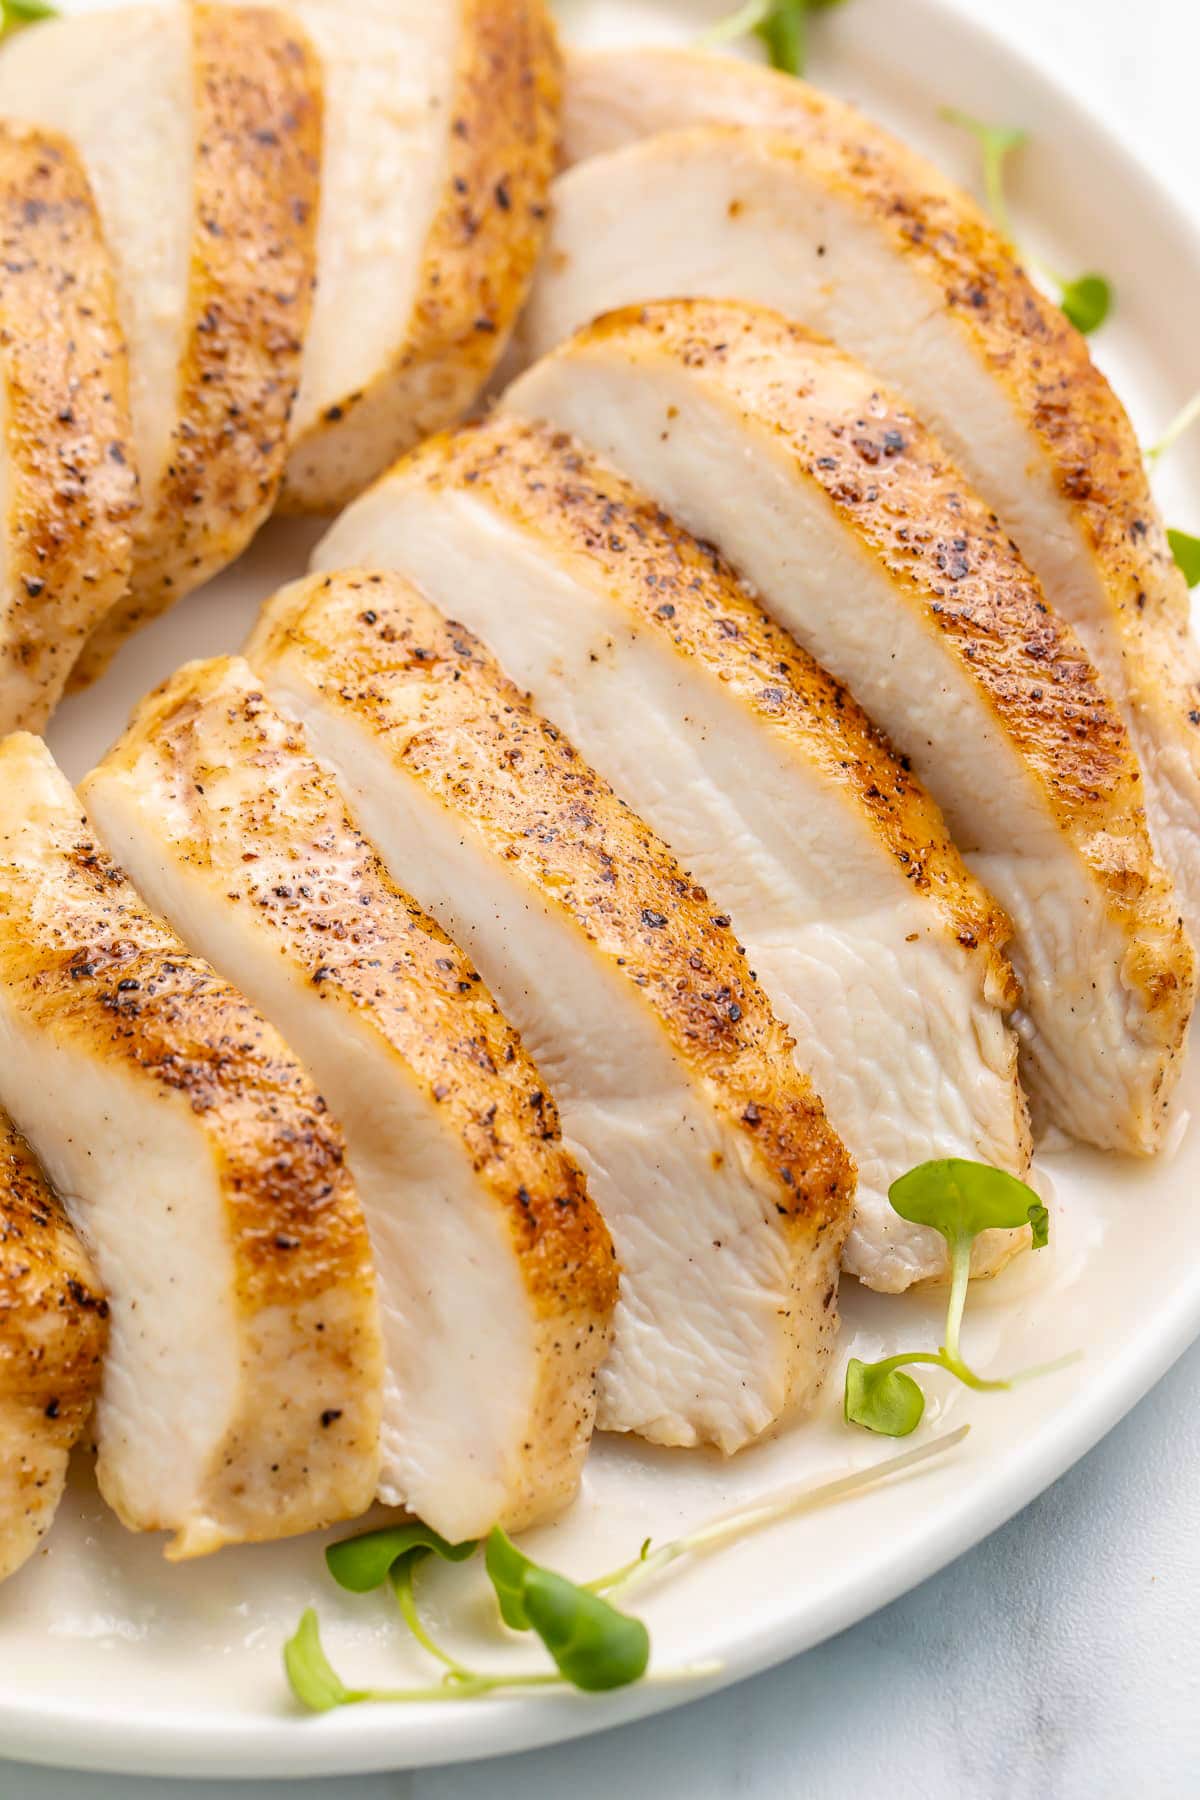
[1169,529,1200,589]
[1059,273,1112,335]
[326,1522,476,1593]
[940,108,1028,244]
[284,1608,353,1713]
[844,1358,926,1436]
[486,1528,650,1691]
[701,0,848,77]
[940,108,1114,333]
[0,0,56,39]
[844,1160,1071,1437]
[284,1426,972,1711]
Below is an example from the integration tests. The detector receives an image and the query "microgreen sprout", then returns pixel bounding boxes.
[1168,529,1200,590]
[586,1424,970,1600]
[286,1521,655,1710]
[844,1160,1071,1437]
[0,0,55,40]
[1143,395,1200,584]
[284,1429,970,1712]
[702,0,848,77]
[940,108,1113,335]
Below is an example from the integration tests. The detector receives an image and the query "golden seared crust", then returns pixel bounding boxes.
[280,0,561,513]
[0,824,365,1323]
[586,299,1195,1029]
[0,733,381,1549]
[407,413,1018,1004]
[0,1113,106,1579]
[106,656,618,1328]
[0,125,136,731]
[566,50,1200,826]
[253,570,854,1238]
[72,3,321,687]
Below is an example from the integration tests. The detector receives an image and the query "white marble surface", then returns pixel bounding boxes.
[5,0,1199,1793]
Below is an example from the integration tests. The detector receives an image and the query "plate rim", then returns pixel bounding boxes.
[5,0,1200,1777]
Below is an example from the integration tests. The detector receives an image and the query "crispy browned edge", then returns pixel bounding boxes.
[250,568,856,1256]
[0,734,381,1548]
[562,51,1200,759]
[0,1113,107,1578]
[0,124,136,731]
[106,655,619,1331]
[69,2,322,689]
[279,0,562,513]
[560,300,1198,1040]
[95,656,618,1526]
[397,412,1020,1008]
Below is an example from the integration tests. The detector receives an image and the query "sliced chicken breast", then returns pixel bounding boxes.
[315,416,1032,1291]
[506,301,1196,1156]
[0,123,136,734]
[246,569,854,1453]
[262,0,560,514]
[83,658,616,1539]
[1,1113,107,1583]
[522,89,1200,935]
[0,4,322,683]
[0,733,383,1558]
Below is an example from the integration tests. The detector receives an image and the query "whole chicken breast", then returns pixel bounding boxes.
[315,415,1032,1292]
[246,569,854,1454]
[506,301,1196,1155]
[0,4,322,682]
[259,0,560,514]
[0,1114,106,1583]
[0,733,383,1558]
[83,658,616,1540]
[0,124,136,735]
[522,81,1200,937]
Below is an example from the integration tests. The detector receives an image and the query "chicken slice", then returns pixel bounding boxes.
[245,569,854,1453]
[0,4,322,683]
[0,734,383,1558]
[0,1113,106,1583]
[83,659,616,1539]
[506,301,1196,1155]
[314,416,1032,1291]
[0,123,136,734]
[520,86,1200,936]
[246,0,560,514]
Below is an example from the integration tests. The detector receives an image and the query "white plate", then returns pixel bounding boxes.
[4,0,1200,1779]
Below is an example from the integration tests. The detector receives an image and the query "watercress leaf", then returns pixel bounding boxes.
[284,1608,351,1713]
[1027,1200,1050,1250]
[1169,528,1200,588]
[753,0,805,75]
[1,0,54,36]
[522,1568,651,1692]
[1060,272,1111,335]
[844,1357,926,1437]
[326,1523,476,1594]
[889,1158,1043,1246]
[485,1527,536,1630]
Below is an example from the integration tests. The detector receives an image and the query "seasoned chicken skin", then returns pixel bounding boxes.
[0,123,136,733]
[507,301,1196,1154]
[315,415,1032,1291]
[0,734,383,1558]
[0,4,322,683]
[83,658,617,1539]
[246,569,854,1454]
[0,1114,106,1583]
[528,72,1200,937]
[266,0,561,513]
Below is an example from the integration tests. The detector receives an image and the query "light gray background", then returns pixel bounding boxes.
[5,0,1199,1793]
